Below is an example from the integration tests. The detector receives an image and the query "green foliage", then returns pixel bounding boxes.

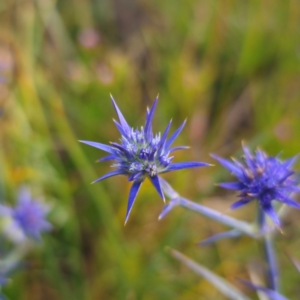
[1,0,300,298]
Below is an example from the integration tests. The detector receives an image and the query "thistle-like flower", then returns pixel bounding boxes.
[212,145,300,226]
[0,188,52,243]
[80,95,210,223]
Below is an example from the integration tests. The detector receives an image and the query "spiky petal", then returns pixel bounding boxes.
[149,175,165,202]
[164,162,211,173]
[144,96,158,139]
[125,181,143,224]
[212,147,300,226]
[110,94,131,134]
[80,96,210,223]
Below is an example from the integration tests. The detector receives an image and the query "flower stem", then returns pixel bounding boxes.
[159,196,256,237]
[263,233,279,291]
[258,207,279,291]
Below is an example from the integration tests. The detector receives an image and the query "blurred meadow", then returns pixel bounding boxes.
[1,0,300,299]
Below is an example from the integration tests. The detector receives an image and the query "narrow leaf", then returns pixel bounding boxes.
[168,248,251,300]
[199,229,241,246]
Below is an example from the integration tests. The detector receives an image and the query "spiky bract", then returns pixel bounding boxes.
[212,146,300,226]
[80,95,210,223]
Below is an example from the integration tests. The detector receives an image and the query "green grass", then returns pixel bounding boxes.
[1,0,300,298]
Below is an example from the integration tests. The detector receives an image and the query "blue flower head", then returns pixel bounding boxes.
[0,188,52,243]
[212,145,300,227]
[80,95,210,223]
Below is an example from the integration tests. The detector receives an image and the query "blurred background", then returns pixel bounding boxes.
[1,0,300,299]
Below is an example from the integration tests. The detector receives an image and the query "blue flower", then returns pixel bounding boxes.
[0,188,52,243]
[80,95,210,223]
[212,145,300,226]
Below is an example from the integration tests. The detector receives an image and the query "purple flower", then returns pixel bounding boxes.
[0,188,52,243]
[80,95,210,223]
[212,145,300,226]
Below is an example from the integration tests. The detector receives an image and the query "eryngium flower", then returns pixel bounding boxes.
[0,188,52,242]
[80,95,210,223]
[212,146,300,226]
